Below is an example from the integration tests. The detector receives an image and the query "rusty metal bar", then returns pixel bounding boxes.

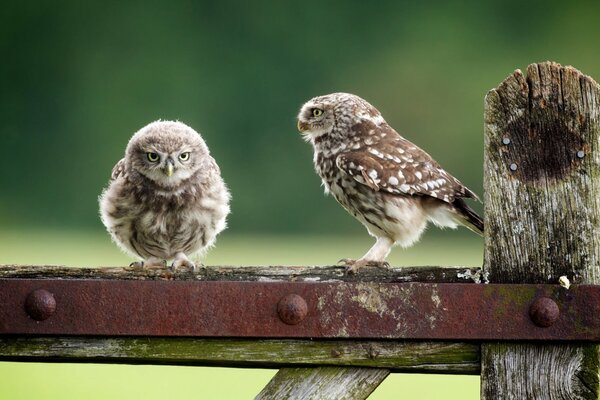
[0,279,598,340]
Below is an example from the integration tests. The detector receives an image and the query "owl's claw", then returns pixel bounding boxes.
[171,253,198,272]
[338,258,391,274]
[171,258,196,272]
[129,261,144,270]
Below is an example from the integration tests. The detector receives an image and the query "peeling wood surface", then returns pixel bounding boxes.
[482,61,600,399]
[0,264,483,283]
[484,62,600,285]
[255,367,389,400]
[0,337,480,373]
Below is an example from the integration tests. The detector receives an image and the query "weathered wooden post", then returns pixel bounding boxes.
[482,61,600,398]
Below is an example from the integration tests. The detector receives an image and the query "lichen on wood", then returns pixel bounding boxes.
[0,337,480,373]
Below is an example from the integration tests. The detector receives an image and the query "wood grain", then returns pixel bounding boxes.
[482,61,600,399]
[255,367,389,400]
[0,337,479,373]
[0,264,483,283]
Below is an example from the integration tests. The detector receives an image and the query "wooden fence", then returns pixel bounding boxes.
[1,61,599,399]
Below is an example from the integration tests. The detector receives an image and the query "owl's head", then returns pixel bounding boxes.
[126,120,210,187]
[297,92,383,141]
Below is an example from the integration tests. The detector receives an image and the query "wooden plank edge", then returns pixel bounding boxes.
[0,265,484,283]
[0,337,480,374]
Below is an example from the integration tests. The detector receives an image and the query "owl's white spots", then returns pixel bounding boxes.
[368,169,378,180]
[367,148,385,158]
[388,176,399,185]
[399,183,411,192]
[415,171,423,179]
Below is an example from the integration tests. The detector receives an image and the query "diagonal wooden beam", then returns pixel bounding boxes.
[255,367,389,400]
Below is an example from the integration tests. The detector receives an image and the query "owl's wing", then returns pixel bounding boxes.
[335,142,477,204]
[110,158,127,181]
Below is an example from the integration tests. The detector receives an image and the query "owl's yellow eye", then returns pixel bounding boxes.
[147,152,159,162]
[179,152,190,161]
[312,108,323,117]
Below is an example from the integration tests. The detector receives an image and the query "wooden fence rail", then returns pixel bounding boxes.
[1,61,599,399]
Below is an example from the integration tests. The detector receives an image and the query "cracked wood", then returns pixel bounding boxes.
[482,61,600,400]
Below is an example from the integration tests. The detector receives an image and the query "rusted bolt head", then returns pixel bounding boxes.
[25,289,56,321]
[277,294,308,325]
[529,297,559,327]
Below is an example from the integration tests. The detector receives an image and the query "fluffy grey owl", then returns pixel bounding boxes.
[297,93,483,273]
[99,120,230,270]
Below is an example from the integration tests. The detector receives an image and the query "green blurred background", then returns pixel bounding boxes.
[1,0,599,398]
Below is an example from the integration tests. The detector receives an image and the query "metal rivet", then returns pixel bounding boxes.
[277,294,308,325]
[502,137,511,145]
[529,297,559,327]
[509,163,518,171]
[577,150,585,159]
[25,289,56,321]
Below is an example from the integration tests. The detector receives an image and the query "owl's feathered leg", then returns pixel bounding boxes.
[172,252,196,271]
[340,236,394,274]
[129,257,167,270]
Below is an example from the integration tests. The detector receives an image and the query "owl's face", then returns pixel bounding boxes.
[126,121,209,187]
[297,96,337,139]
[297,93,383,141]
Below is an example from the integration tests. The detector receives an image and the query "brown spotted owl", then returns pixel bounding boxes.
[99,120,230,271]
[297,93,483,273]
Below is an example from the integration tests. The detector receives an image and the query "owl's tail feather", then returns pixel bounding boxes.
[452,198,484,236]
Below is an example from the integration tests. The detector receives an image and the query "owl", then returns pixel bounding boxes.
[99,120,230,270]
[297,93,483,273]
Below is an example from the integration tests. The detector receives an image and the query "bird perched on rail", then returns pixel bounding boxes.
[99,120,230,271]
[297,93,483,273]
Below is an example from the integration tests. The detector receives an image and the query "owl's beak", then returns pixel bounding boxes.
[297,120,308,133]
[164,159,174,177]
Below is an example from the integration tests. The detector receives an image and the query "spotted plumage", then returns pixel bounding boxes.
[99,120,230,270]
[297,93,483,273]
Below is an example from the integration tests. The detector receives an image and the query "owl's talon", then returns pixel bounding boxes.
[340,259,389,274]
[171,259,196,272]
[129,261,144,270]
[344,259,369,274]
[367,261,391,269]
[338,258,367,274]
[171,253,197,272]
